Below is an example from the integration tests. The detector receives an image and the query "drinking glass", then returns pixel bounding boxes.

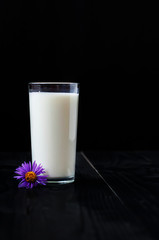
[29,82,79,184]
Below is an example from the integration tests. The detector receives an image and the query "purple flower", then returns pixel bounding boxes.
[14,161,48,189]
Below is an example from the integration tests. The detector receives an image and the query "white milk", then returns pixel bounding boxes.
[29,92,79,179]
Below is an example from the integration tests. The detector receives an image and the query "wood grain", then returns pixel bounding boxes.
[84,151,159,240]
[0,152,158,240]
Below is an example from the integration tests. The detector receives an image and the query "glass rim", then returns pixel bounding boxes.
[29,82,79,85]
[28,82,79,93]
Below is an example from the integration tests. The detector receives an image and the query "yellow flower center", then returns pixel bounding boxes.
[25,171,37,183]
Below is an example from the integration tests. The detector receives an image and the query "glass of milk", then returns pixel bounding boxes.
[28,82,79,184]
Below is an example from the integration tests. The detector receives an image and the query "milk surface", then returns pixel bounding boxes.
[29,92,79,179]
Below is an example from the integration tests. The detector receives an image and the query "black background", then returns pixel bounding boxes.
[0,1,159,151]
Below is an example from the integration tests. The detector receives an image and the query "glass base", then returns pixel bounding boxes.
[47,176,74,184]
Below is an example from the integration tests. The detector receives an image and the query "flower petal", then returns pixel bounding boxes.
[26,182,30,189]
[21,162,28,172]
[37,175,48,182]
[17,167,27,175]
[18,180,27,188]
[36,176,47,185]
[15,170,25,177]
[39,181,47,185]
[35,167,45,175]
[26,162,31,172]
[14,175,23,180]
[37,175,48,179]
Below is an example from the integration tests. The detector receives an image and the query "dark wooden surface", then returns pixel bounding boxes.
[0,151,159,240]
